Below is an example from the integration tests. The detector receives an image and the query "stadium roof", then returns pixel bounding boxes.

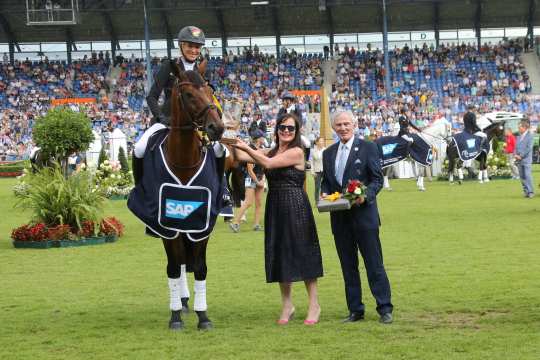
[0,0,537,44]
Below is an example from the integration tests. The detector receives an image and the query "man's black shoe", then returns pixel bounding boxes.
[342,312,364,323]
[379,313,393,324]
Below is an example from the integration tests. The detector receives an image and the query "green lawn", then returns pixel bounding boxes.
[0,171,539,360]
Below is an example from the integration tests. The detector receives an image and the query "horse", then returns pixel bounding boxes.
[446,120,505,184]
[158,65,225,331]
[382,117,452,191]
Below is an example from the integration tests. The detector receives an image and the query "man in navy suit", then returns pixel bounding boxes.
[515,120,535,198]
[321,110,393,324]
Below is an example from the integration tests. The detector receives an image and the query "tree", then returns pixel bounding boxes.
[98,147,108,169]
[32,107,94,176]
[118,146,129,175]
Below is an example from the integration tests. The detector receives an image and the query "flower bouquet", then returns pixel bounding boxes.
[317,179,367,213]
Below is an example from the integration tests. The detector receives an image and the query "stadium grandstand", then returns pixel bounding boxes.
[1,0,540,163]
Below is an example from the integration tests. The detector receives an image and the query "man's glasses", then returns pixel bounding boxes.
[277,125,296,132]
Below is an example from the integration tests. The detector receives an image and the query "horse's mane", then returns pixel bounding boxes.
[183,70,206,87]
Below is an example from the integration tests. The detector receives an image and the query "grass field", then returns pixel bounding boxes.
[1,171,539,360]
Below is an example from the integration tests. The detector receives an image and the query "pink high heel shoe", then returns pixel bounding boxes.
[277,307,295,325]
[304,307,321,325]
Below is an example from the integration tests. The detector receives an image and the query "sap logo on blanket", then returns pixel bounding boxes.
[382,143,398,156]
[165,200,204,219]
[466,139,476,149]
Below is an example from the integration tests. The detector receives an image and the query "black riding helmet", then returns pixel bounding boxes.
[178,26,206,45]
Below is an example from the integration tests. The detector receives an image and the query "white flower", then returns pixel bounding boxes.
[80,163,86,169]
[353,188,362,195]
[104,160,110,165]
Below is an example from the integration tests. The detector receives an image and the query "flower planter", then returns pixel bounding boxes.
[13,235,118,249]
[109,194,128,200]
[0,171,23,177]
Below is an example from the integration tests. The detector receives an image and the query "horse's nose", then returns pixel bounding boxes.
[206,122,224,141]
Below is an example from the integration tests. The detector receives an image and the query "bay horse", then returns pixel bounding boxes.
[162,65,225,331]
[446,121,505,184]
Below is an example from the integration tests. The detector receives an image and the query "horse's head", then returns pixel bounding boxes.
[171,69,224,141]
[485,120,506,141]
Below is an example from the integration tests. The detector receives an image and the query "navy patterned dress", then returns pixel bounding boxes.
[264,166,323,283]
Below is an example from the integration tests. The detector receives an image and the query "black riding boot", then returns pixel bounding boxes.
[132,156,144,185]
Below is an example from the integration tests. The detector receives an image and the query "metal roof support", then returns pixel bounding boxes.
[382,0,391,100]
[326,6,334,56]
[271,4,281,58]
[143,0,153,92]
[8,42,14,65]
[434,2,440,48]
[0,13,20,55]
[527,0,536,47]
[66,28,75,64]
[101,11,120,61]
[215,3,227,58]
[158,0,174,59]
[474,0,482,50]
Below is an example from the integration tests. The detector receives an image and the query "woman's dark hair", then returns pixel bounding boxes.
[267,113,303,158]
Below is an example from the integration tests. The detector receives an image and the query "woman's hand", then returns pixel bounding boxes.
[231,139,250,152]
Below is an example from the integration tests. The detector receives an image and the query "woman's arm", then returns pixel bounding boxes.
[232,140,303,169]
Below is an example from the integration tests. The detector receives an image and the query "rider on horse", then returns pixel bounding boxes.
[133,26,225,183]
[130,26,227,329]
[463,110,488,147]
[397,109,421,143]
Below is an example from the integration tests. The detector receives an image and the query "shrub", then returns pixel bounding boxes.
[118,146,130,175]
[97,147,108,169]
[32,107,94,176]
[14,163,106,231]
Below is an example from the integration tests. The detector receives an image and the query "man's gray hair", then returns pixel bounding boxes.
[331,109,357,126]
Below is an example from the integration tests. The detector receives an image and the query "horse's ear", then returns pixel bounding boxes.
[198,58,207,78]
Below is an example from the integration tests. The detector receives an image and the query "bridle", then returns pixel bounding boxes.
[169,80,220,135]
[167,80,219,170]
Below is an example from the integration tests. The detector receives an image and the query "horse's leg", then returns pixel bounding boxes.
[191,238,213,330]
[481,154,490,182]
[162,238,187,330]
[457,161,464,185]
[448,155,455,183]
[383,167,392,191]
[477,156,485,183]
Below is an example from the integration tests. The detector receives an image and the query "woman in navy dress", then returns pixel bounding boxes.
[232,113,323,325]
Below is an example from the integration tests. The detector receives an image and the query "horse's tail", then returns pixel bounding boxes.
[227,167,245,207]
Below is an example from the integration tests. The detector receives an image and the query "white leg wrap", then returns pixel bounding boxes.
[419,176,424,189]
[457,169,464,180]
[383,176,390,189]
[168,278,182,311]
[179,264,190,299]
[449,173,454,182]
[194,280,207,311]
[483,170,489,182]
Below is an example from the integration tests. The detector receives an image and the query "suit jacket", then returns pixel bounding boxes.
[515,130,534,165]
[321,137,383,232]
[248,120,267,136]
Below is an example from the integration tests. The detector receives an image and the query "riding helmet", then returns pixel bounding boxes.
[178,26,206,45]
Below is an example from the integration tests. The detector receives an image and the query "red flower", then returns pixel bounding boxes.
[28,223,48,241]
[11,224,32,242]
[99,217,125,237]
[47,224,72,240]
[347,179,361,193]
[78,220,96,238]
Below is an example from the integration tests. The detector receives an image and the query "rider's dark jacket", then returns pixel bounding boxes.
[146,58,200,126]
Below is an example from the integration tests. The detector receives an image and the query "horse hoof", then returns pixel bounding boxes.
[458,180,462,185]
[198,320,213,331]
[419,187,426,192]
[169,320,184,330]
